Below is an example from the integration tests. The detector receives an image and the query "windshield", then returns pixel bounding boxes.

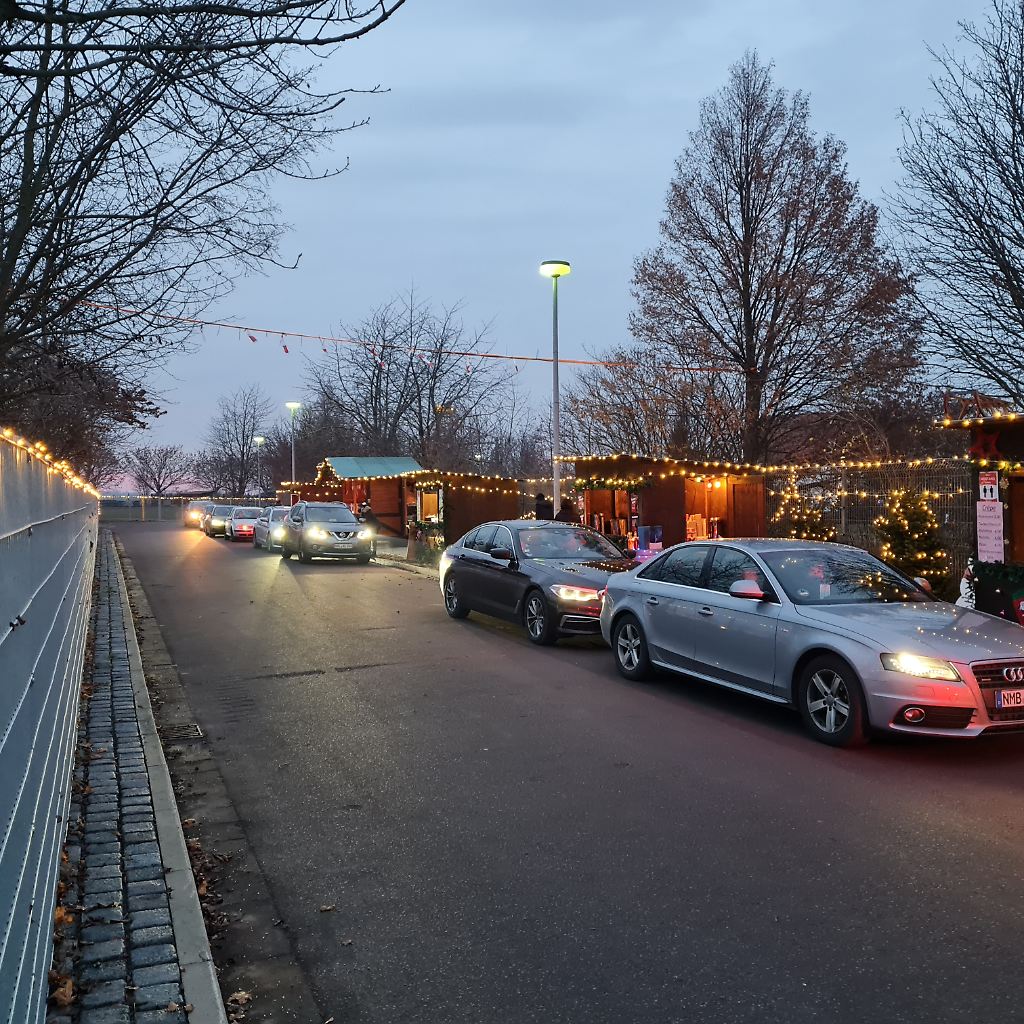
[305,504,357,524]
[519,527,625,561]
[759,549,934,605]
[271,508,290,521]
[213,505,233,515]
[233,507,261,519]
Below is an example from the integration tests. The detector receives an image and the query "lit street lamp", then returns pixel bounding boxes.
[253,435,266,497]
[539,260,571,508]
[285,402,302,492]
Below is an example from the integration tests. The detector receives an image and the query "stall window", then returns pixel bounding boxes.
[640,545,709,587]
[706,547,772,596]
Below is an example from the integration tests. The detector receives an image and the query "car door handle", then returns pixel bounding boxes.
[645,596,659,606]
[698,607,714,617]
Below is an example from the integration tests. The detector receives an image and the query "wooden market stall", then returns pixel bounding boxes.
[566,454,767,550]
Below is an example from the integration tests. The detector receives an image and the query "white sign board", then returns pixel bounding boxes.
[977,500,1005,563]
[979,471,1000,501]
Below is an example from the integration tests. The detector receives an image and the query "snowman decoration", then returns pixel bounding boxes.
[955,558,975,609]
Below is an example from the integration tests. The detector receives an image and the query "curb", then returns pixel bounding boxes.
[112,541,228,1024]
[374,555,440,579]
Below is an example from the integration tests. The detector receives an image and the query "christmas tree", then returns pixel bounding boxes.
[873,489,949,583]
[771,473,837,542]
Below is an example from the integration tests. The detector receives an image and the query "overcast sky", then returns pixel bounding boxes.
[146,0,989,451]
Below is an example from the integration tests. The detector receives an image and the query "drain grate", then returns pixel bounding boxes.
[160,722,203,742]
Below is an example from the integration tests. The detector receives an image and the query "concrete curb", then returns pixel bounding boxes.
[111,541,228,1024]
[375,554,440,579]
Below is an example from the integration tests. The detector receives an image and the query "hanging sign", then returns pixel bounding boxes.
[979,471,1000,501]
[977,500,1005,563]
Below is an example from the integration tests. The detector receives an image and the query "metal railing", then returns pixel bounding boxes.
[0,439,98,1024]
[100,495,278,523]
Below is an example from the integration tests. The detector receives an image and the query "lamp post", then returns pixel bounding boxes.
[539,260,571,508]
[285,402,302,495]
[253,436,265,497]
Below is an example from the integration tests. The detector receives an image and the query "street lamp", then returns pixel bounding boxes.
[253,436,266,497]
[285,402,302,489]
[539,260,571,508]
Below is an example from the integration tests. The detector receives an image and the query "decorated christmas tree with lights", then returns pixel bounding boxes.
[771,474,837,542]
[874,489,949,583]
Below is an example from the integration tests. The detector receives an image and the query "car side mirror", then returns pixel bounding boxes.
[729,579,766,600]
[914,576,933,594]
[489,546,513,561]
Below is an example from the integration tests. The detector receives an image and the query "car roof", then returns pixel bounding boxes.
[476,520,599,531]
[231,506,261,513]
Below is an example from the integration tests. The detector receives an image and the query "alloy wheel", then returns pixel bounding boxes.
[806,669,851,735]
[444,577,459,613]
[525,595,546,639]
[617,622,642,672]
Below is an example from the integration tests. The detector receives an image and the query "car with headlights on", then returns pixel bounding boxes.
[439,521,637,645]
[279,501,374,563]
[183,500,209,528]
[225,506,262,541]
[253,506,291,552]
[202,504,235,537]
[601,538,1024,747]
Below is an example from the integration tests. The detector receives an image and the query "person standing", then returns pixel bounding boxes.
[555,496,581,523]
[534,492,554,520]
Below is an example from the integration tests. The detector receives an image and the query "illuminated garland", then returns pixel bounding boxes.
[873,489,949,580]
[1,426,99,497]
[770,472,836,542]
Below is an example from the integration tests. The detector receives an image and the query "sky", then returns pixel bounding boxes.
[146,0,991,451]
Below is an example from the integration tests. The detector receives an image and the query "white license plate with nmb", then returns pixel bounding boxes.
[995,688,1024,709]
[334,542,353,550]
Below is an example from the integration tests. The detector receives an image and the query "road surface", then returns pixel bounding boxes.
[116,522,1024,1024]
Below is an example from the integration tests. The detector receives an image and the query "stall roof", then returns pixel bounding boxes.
[324,457,423,479]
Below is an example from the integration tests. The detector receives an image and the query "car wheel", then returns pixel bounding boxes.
[797,656,868,748]
[280,542,292,559]
[298,543,312,564]
[355,554,371,565]
[523,589,558,646]
[612,614,652,681]
[443,574,470,619]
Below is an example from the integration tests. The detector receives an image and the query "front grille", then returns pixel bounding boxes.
[895,705,975,729]
[972,661,1024,722]
[328,530,358,539]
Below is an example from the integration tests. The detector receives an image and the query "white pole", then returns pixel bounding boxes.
[552,274,561,510]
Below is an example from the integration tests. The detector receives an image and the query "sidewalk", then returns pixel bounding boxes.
[52,533,224,1024]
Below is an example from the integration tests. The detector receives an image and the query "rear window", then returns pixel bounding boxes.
[305,505,357,523]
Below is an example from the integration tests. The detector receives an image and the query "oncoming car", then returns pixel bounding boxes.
[225,506,262,541]
[203,504,234,537]
[439,521,637,644]
[253,506,291,552]
[183,500,208,528]
[279,502,374,563]
[601,538,1024,747]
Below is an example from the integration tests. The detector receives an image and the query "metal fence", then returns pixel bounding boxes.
[0,439,98,1024]
[100,495,278,523]
[765,461,974,574]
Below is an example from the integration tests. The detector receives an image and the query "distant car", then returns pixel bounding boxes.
[203,504,235,537]
[253,506,292,552]
[439,521,637,645]
[279,502,374,563]
[601,538,1024,747]
[183,500,208,528]
[225,506,262,541]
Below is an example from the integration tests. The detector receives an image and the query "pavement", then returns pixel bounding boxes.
[52,533,224,1024]
[113,521,1024,1024]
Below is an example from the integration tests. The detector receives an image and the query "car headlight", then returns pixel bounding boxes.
[306,526,329,540]
[211,517,224,527]
[271,527,285,540]
[881,653,961,682]
[357,528,373,540]
[549,584,602,602]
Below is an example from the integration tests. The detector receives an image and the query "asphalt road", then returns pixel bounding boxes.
[116,522,1024,1024]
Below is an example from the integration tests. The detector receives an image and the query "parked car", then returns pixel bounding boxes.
[439,521,637,644]
[203,504,235,537]
[253,506,292,552]
[279,502,374,563]
[225,506,262,541]
[183,500,209,528]
[601,538,1024,747]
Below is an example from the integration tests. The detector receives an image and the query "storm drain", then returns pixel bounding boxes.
[159,722,204,743]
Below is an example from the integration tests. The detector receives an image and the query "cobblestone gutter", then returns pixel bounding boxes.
[49,533,225,1024]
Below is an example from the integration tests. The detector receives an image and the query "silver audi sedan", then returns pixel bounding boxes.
[600,539,1024,746]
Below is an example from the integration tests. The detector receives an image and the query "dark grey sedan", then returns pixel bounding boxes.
[601,538,1024,746]
[439,521,637,644]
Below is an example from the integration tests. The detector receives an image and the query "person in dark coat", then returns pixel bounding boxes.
[358,501,382,556]
[555,496,581,523]
[534,492,554,520]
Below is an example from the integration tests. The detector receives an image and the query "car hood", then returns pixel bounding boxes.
[529,558,638,583]
[793,602,1024,662]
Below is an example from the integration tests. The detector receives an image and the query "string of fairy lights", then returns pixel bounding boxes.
[1,426,99,497]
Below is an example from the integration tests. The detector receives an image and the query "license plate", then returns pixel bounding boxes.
[334,542,353,550]
[995,688,1024,708]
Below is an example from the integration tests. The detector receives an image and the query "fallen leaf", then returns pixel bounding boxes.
[50,977,74,1008]
[181,817,197,828]
[319,904,336,913]
[197,878,208,897]
[54,906,75,926]
[340,938,353,946]
[184,1004,194,1013]
[228,990,253,1006]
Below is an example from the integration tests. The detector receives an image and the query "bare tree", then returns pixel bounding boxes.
[198,385,273,496]
[632,52,920,463]
[894,1,1024,405]
[0,1,403,463]
[124,445,193,495]
[306,291,513,470]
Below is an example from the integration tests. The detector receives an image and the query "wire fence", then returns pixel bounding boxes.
[99,496,278,523]
[764,461,975,574]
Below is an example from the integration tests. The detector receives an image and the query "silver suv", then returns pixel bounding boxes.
[279,501,374,564]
